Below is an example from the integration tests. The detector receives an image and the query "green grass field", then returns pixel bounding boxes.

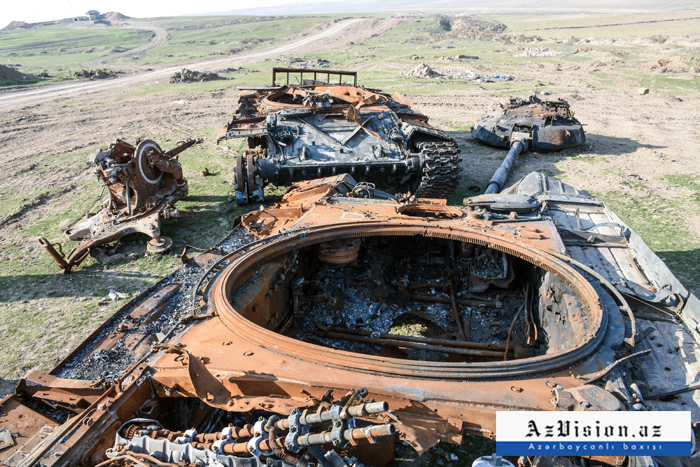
[4,12,699,96]
[0,25,151,79]
[137,15,337,66]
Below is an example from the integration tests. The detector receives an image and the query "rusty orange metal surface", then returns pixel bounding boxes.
[5,175,640,467]
[0,394,59,464]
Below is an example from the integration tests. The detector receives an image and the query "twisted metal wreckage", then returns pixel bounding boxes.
[39,137,200,273]
[5,171,700,467]
[471,94,586,195]
[217,68,463,204]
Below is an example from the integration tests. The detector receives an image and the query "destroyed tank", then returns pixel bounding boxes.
[471,94,586,194]
[6,173,700,467]
[217,68,462,203]
[471,93,585,151]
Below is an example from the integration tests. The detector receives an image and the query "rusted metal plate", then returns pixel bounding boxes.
[16,371,104,412]
[91,282,181,361]
[0,395,58,464]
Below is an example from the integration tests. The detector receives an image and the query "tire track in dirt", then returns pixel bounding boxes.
[0,186,75,227]
[80,22,170,68]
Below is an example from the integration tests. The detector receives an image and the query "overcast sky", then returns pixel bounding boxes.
[1,0,339,26]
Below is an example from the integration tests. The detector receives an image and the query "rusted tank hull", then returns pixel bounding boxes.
[5,174,700,467]
[472,121,586,150]
[218,68,462,203]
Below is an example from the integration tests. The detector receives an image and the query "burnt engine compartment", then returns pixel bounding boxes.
[230,235,590,363]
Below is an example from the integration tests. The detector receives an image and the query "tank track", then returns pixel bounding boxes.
[414,141,463,199]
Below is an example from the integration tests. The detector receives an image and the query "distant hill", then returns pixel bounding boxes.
[204,0,700,15]
[2,12,129,32]
[2,21,29,31]
[103,12,130,20]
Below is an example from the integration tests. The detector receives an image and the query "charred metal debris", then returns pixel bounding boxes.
[217,68,462,204]
[39,137,200,273]
[7,170,700,467]
[472,94,585,152]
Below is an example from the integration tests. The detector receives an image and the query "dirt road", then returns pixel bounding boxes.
[0,17,365,106]
[80,22,170,68]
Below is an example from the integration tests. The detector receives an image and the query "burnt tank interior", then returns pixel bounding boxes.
[10,380,397,467]
[100,394,394,467]
[227,235,592,363]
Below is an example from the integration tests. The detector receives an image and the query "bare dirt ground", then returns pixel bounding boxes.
[0,12,699,399]
[0,18,404,217]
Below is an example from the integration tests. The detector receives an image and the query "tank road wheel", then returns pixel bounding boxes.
[147,236,173,254]
[234,152,265,205]
[125,139,166,210]
[413,141,463,199]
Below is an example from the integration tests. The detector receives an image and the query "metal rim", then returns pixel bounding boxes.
[212,221,608,380]
[136,140,164,185]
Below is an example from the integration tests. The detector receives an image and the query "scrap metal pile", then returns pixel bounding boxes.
[39,138,199,273]
[6,172,700,467]
[217,68,462,203]
[169,68,226,84]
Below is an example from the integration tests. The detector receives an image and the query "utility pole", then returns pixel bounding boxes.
[67,0,74,17]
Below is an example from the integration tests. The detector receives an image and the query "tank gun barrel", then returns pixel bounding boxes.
[485,141,524,194]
